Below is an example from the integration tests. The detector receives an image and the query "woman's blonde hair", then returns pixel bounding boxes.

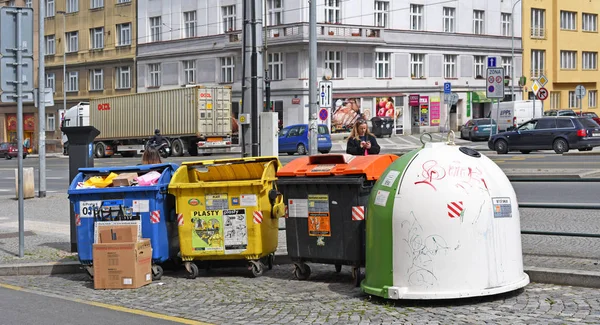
[349,119,373,141]
[142,147,162,165]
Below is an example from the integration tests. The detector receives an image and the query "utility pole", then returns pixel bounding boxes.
[511,0,522,101]
[38,0,46,198]
[308,0,318,155]
[242,0,263,157]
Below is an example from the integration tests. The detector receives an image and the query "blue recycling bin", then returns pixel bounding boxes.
[67,163,178,280]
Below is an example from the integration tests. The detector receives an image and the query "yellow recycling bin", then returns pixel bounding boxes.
[168,156,285,278]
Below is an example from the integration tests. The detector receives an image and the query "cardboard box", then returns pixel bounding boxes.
[98,224,138,244]
[93,239,153,290]
[94,220,142,244]
[112,172,138,187]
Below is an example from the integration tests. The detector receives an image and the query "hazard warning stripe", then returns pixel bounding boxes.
[253,211,263,224]
[177,213,184,226]
[352,206,365,221]
[75,214,81,226]
[150,211,161,224]
[448,201,464,219]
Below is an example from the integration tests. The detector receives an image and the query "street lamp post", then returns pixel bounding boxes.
[511,0,522,101]
[57,11,66,126]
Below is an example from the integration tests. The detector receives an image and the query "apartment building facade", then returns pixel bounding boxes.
[523,0,600,112]
[137,0,522,134]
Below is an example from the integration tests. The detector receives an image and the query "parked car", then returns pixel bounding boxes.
[0,142,27,159]
[460,119,498,141]
[543,109,577,117]
[487,116,600,154]
[278,124,332,155]
[576,111,600,125]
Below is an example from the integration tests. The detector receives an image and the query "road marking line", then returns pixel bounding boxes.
[396,137,416,145]
[0,282,212,325]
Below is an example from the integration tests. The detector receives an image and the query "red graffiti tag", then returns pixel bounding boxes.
[414,160,446,191]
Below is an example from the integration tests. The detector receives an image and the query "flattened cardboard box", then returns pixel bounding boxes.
[112,172,138,187]
[98,224,138,244]
[93,239,152,290]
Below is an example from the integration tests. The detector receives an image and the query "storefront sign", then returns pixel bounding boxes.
[291,98,301,105]
[430,97,441,126]
[375,97,395,118]
[331,98,362,133]
[6,113,35,131]
[419,96,429,105]
[466,92,471,117]
[408,94,420,106]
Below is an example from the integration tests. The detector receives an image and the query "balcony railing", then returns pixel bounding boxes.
[530,69,547,78]
[530,28,546,39]
[236,22,384,42]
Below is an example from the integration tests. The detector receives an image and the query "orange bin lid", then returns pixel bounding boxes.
[277,154,399,180]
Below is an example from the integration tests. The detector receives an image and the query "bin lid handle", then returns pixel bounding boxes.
[446,130,456,146]
[420,133,433,145]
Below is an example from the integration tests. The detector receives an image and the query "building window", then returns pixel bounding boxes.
[502,57,512,78]
[325,51,342,78]
[561,11,576,30]
[583,52,598,70]
[45,35,55,55]
[91,0,104,9]
[116,66,131,89]
[148,64,161,87]
[66,31,78,53]
[531,50,545,77]
[267,52,283,81]
[531,8,546,38]
[474,55,485,78]
[583,13,597,32]
[117,23,131,46]
[325,0,340,24]
[375,52,390,79]
[45,0,55,18]
[444,55,457,78]
[182,60,196,84]
[473,10,485,35]
[374,1,389,28]
[149,16,162,42]
[589,90,598,108]
[66,0,78,13]
[46,114,56,131]
[25,0,32,7]
[89,69,103,91]
[220,57,234,83]
[267,0,283,26]
[550,92,560,109]
[183,11,197,38]
[410,54,424,78]
[67,71,78,92]
[560,51,577,70]
[45,73,55,92]
[117,0,131,3]
[90,27,104,50]
[443,7,455,33]
[222,5,236,32]
[501,13,511,36]
[569,91,578,108]
[410,4,424,31]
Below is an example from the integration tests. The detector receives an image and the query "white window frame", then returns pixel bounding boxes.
[410,54,424,78]
[66,31,78,53]
[444,55,457,79]
[25,0,32,7]
[550,92,560,109]
[46,113,56,132]
[45,0,55,18]
[474,56,485,78]
[116,66,131,89]
[183,11,197,38]
[67,71,79,92]
[66,0,78,13]
[90,0,104,9]
[267,0,283,26]
[45,35,55,55]
[583,13,598,32]
[502,57,512,78]
[89,69,104,91]
[375,52,390,79]
[325,51,342,79]
[531,50,546,77]
[325,0,341,24]
[501,13,511,36]
[182,60,196,84]
[560,51,577,70]
[222,5,236,32]
[45,72,56,92]
[531,8,546,38]
[589,90,598,108]
[443,7,455,33]
[148,63,161,87]
[473,10,485,35]
[568,91,577,108]
[374,1,389,28]
[117,0,131,3]
[90,27,104,50]
[267,52,283,81]
[149,16,162,42]
[117,23,132,46]
[220,57,235,83]
[410,4,424,31]
[583,52,598,70]
[560,11,577,30]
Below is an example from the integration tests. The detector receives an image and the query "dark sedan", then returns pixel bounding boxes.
[487,117,600,154]
[460,119,497,141]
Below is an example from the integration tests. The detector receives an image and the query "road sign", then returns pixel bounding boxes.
[531,80,542,95]
[238,113,250,125]
[0,56,34,93]
[487,57,497,67]
[486,67,505,98]
[318,80,333,107]
[318,108,328,121]
[538,74,549,87]
[1,92,33,103]
[0,7,34,57]
[537,87,548,101]
[448,93,459,105]
[444,82,451,94]
[576,85,587,99]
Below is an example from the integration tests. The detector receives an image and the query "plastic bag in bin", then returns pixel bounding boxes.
[135,171,161,186]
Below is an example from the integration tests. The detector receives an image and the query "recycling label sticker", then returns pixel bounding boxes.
[492,197,512,218]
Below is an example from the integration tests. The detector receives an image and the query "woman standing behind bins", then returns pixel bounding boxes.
[346,120,381,156]
[141,146,162,165]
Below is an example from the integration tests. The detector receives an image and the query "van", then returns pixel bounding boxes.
[489,100,543,131]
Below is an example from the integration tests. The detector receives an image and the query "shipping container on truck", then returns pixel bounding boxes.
[63,86,233,158]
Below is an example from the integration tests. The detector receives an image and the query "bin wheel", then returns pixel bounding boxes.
[152,264,164,281]
[267,254,274,270]
[335,264,342,273]
[185,262,199,279]
[352,267,362,287]
[293,263,311,281]
[250,260,264,278]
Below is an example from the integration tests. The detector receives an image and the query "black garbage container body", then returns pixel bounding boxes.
[371,117,394,138]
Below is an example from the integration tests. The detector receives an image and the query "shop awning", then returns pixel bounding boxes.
[471,91,492,103]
